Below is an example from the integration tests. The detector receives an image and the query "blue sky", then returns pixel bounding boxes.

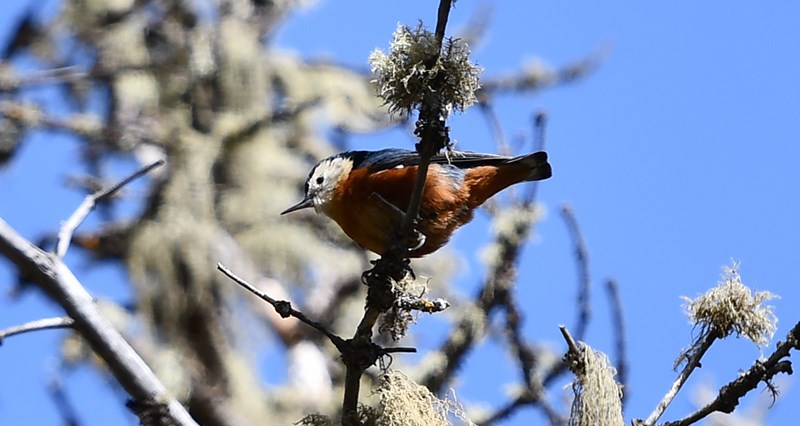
[2,1,799,425]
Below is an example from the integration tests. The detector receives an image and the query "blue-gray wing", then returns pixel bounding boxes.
[347,148,518,171]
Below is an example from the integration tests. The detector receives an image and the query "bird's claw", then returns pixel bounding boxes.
[407,230,426,252]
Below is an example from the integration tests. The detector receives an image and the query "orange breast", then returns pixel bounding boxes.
[324,161,532,257]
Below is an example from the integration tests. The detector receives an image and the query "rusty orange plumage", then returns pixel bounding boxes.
[281,148,552,257]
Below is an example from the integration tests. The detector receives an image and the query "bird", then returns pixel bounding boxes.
[281,148,552,257]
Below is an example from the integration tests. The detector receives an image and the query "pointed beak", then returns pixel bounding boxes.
[281,197,314,215]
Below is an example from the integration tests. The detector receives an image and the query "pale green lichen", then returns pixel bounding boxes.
[568,344,624,426]
[369,23,482,116]
[682,262,778,347]
[375,370,474,426]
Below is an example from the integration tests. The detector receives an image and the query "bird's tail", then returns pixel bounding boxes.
[463,151,552,208]
[510,151,552,181]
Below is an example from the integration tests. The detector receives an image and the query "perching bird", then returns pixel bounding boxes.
[282,148,552,257]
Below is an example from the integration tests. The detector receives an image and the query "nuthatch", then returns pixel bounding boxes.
[282,148,552,257]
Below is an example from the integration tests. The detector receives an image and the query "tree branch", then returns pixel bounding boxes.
[0,317,74,344]
[216,262,347,351]
[0,158,193,425]
[605,278,629,404]
[217,262,416,426]
[0,66,87,92]
[56,160,164,258]
[663,321,800,426]
[635,329,721,426]
[0,101,103,137]
[560,204,591,341]
[346,2,456,423]
[0,218,196,426]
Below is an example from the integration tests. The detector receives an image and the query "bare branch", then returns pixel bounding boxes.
[216,262,347,351]
[635,329,721,426]
[478,102,509,156]
[663,321,800,426]
[0,317,74,344]
[539,205,593,387]
[48,376,81,426]
[0,219,197,426]
[0,66,87,91]
[478,391,563,426]
[476,288,565,425]
[56,160,165,258]
[478,47,608,97]
[559,324,581,357]
[560,204,591,341]
[605,278,629,404]
[0,101,103,137]
[434,0,454,44]
[218,261,416,426]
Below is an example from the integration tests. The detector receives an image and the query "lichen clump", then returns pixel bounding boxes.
[369,23,482,116]
[682,263,778,346]
[568,344,624,426]
[375,370,474,426]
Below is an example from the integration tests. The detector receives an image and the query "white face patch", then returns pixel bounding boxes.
[306,157,354,211]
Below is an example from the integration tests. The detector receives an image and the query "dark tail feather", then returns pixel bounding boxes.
[511,151,552,181]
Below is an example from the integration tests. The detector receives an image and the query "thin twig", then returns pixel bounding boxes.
[0,101,103,137]
[605,278,628,403]
[539,205,592,386]
[559,325,581,356]
[216,262,347,351]
[663,321,800,426]
[505,300,536,387]
[217,261,415,426]
[475,289,557,425]
[560,204,591,341]
[0,317,74,344]
[434,0,454,43]
[637,329,720,426]
[478,46,608,96]
[478,389,563,426]
[521,110,548,203]
[48,375,81,426]
[0,66,87,91]
[532,110,548,153]
[478,102,509,156]
[56,160,165,258]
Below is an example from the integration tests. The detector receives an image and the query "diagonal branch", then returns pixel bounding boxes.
[56,160,164,258]
[663,321,800,426]
[0,66,87,92]
[0,218,197,426]
[0,158,193,425]
[216,262,347,351]
[635,329,721,426]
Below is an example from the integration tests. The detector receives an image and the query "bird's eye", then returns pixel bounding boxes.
[316,176,324,185]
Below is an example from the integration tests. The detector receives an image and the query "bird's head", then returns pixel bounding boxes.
[281,154,354,215]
